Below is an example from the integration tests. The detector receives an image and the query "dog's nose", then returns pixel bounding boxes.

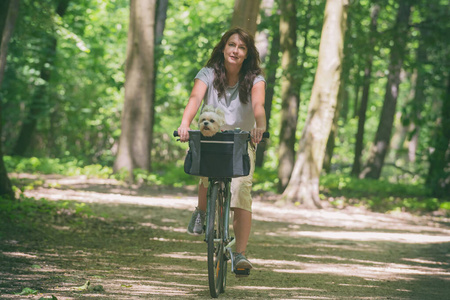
[203,121,209,125]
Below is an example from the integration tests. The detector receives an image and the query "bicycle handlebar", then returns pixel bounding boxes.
[173,130,270,138]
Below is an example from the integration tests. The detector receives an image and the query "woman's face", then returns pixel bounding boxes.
[223,33,248,67]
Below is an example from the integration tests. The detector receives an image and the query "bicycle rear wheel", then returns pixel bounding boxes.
[207,181,226,298]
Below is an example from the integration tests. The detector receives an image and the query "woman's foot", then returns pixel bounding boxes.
[187,207,205,235]
[234,252,253,269]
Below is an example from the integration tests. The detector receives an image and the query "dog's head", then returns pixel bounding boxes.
[199,105,225,137]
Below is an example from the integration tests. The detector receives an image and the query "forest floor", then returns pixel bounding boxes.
[1,174,450,299]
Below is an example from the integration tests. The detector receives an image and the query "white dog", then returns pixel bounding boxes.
[199,105,225,137]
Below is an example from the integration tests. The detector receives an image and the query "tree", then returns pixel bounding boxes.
[426,71,450,198]
[351,3,380,176]
[114,0,156,179]
[360,0,412,179]
[282,0,349,208]
[150,0,168,142]
[255,0,279,167]
[231,0,262,35]
[12,0,70,156]
[0,0,19,199]
[277,0,300,192]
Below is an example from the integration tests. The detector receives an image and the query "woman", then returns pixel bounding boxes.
[177,27,266,270]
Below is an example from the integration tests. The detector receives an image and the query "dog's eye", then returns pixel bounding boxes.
[210,119,215,123]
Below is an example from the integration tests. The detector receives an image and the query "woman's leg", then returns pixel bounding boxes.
[198,181,207,212]
[233,208,252,254]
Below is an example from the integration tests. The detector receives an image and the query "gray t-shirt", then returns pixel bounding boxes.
[195,67,265,131]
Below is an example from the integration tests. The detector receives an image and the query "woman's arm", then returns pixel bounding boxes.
[251,80,266,144]
[178,79,207,142]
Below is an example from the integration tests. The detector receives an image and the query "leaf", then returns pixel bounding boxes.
[91,285,105,292]
[31,264,42,269]
[39,296,58,300]
[75,280,90,291]
[17,287,38,295]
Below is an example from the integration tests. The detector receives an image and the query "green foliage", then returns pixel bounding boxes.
[320,174,445,213]
[5,156,112,178]
[253,167,278,193]
[0,195,92,225]
[16,287,38,296]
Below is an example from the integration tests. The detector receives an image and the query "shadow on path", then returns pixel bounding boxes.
[1,174,449,299]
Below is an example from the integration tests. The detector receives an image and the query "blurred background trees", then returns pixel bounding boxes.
[1,0,448,207]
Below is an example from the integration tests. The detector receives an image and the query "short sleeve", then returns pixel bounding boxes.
[195,67,214,87]
[253,74,266,88]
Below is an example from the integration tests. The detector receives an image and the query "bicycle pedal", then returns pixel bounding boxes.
[234,268,250,277]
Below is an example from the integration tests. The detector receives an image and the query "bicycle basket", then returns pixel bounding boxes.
[184,130,250,178]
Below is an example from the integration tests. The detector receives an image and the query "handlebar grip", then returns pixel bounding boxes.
[173,131,179,137]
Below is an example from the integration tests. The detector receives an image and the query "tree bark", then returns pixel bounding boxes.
[114,0,156,179]
[351,4,380,176]
[323,9,352,173]
[231,0,262,35]
[149,0,168,143]
[277,0,300,192]
[0,1,11,42]
[255,0,278,167]
[282,0,349,208]
[406,25,428,163]
[0,0,19,199]
[360,0,411,179]
[323,82,344,173]
[426,70,450,198]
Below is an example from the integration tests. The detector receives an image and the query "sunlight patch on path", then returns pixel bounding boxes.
[155,252,207,262]
[274,230,450,244]
[250,258,450,281]
[25,187,197,210]
[253,202,450,235]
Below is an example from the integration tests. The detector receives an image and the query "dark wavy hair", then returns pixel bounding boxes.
[206,27,262,104]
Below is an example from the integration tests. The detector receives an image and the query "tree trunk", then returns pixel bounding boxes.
[255,0,278,167]
[406,26,428,163]
[277,0,300,192]
[0,1,11,41]
[149,0,168,142]
[351,4,380,176]
[0,0,19,200]
[426,71,450,198]
[114,0,156,179]
[282,0,349,208]
[323,9,352,173]
[231,0,262,35]
[323,82,344,173]
[360,0,411,179]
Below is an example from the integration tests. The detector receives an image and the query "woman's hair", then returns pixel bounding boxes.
[206,27,262,104]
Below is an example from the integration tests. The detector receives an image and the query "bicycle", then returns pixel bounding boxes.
[174,129,269,298]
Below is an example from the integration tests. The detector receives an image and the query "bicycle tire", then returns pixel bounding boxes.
[207,181,225,298]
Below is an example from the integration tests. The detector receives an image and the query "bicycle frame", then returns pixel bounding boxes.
[205,178,232,245]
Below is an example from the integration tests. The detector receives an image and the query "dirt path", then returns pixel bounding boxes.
[1,174,449,299]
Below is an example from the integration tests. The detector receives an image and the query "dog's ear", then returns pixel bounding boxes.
[215,107,226,126]
[201,105,215,113]
[215,107,225,118]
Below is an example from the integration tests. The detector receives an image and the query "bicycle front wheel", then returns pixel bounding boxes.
[207,181,225,298]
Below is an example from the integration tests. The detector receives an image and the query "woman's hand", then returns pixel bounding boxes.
[177,125,190,142]
[251,127,265,144]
